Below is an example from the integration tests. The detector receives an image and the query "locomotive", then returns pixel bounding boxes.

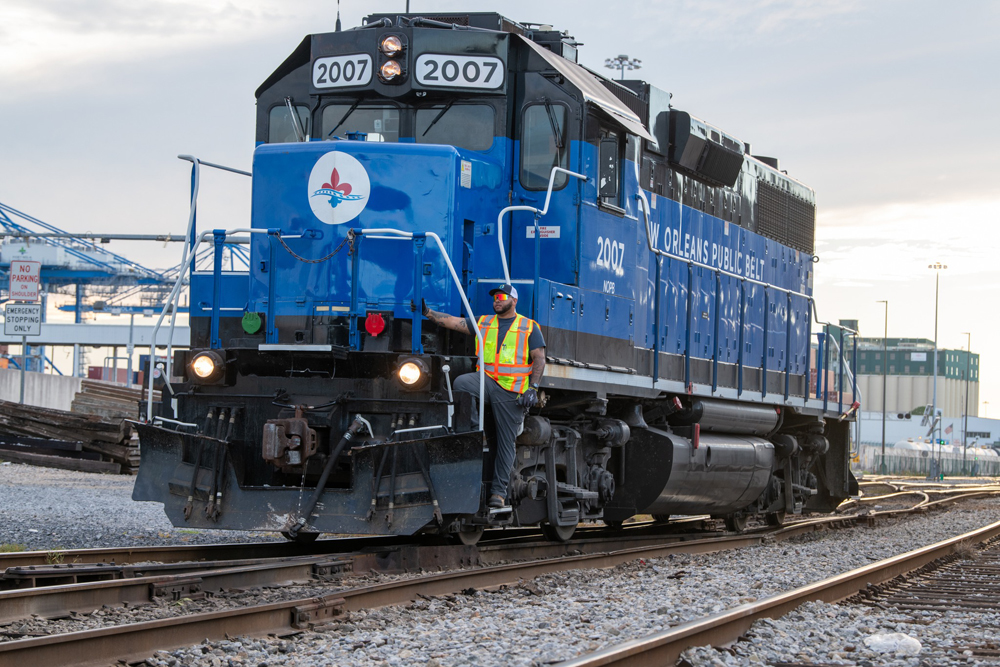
[133,12,860,544]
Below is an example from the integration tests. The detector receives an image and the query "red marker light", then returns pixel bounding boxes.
[365,313,385,337]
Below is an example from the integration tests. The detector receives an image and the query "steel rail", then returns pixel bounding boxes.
[0,535,408,571]
[0,556,347,625]
[554,518,1000,667]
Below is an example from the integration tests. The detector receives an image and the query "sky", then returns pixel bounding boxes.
[1,0,998,411]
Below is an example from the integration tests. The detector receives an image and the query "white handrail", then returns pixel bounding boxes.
[145,227,266,421]
[495,166,587,283]
[358,228,485,430]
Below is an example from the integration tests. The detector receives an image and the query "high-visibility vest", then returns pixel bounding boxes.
[476,313,536,394]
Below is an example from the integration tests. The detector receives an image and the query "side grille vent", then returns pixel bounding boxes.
[756,180,816,254]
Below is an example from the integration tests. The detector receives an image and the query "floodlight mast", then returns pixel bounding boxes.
[604,54,641,81]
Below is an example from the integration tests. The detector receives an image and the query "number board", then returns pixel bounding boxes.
[415,54,504,89]
[313,54,373,89]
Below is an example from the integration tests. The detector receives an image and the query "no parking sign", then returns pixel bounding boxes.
[9,260,41,301]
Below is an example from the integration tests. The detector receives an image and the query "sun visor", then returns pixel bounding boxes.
[518,36,655,142]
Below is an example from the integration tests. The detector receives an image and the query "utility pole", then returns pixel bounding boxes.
[928,262,946,478]
[962,332,971,475]
[878,300,888,475]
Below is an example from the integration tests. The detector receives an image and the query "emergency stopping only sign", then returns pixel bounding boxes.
[9,260,41,301]
[5,303,41,336]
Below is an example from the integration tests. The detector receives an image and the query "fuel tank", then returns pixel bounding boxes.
[669,399,779,436]
[640,427,774,516]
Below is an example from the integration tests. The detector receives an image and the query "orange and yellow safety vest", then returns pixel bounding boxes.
[476,313,536,394]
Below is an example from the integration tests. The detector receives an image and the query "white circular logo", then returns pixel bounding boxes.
[307,151,371,225]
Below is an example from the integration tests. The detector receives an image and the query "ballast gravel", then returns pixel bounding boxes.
[136,497,1000,667]
[681,600,1000,666]
[0,462,281,551]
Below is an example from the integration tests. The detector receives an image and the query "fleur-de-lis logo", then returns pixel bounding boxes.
[307,151,371,225]
[313,166,363,209]
[324,168,352,197]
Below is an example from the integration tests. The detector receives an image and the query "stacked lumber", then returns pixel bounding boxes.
[71,380,160,422]
[0,397,140,474]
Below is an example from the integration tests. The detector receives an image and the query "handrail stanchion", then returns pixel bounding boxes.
[816,329,825,403]
[210,230,226,349]
[784,292,792,401]
[684,263,694,389]
[822,326,830,412]
[804,299,813,402]
[838,327,845,414]
[266,231,279,344]
[532,213,542,322]
[652,256,662,386]
[737,279,746,397]
[852,333,858,405]
[349,234,363,351]
[711,271,721,393]
[411,236,426,354]
[762,288,769,399]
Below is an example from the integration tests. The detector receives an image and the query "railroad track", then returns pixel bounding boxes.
[0,516,863,666]
[1,486,996,666]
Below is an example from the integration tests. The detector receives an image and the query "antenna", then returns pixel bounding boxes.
[336,0,342,32]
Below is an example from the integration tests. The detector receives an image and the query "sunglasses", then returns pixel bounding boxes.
[493,293,511,302]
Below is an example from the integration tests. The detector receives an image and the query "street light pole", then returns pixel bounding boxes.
[962,331,971,475]
[928,262,947,478]
[878,300,888,475]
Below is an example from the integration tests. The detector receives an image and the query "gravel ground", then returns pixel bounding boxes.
[137,498,1000,667]
[0,462,281,551]
[681,601,1000,666]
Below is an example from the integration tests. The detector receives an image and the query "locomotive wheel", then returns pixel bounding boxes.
[652,514,671,524]
[281,530,320,543]
[542,521,577,542]
[724,514,749,533]
[452,526,485,546]
[766,510,787,527]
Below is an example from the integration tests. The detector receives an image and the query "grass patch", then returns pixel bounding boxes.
[0,543,25,552]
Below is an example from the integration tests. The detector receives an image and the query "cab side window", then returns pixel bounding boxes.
[599,128,622,209]
[520,103,568,190]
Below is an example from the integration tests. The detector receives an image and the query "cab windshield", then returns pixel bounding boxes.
[322,104,400,142]
[415,104,494,151]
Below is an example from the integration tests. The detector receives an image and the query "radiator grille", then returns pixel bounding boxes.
[756,180,815,254]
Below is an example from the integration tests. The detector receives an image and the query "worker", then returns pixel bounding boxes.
[422,284,545,508]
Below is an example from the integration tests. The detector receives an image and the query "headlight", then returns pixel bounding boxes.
[380,35,403,57]
[380,60,402,81]
[396,357,430,390]
[190,351,224,382]
[398,361,422,386]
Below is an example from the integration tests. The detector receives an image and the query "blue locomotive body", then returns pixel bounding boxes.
[134,12,858,542]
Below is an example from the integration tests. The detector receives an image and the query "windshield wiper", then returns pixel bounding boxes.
[421,100,456,137]
[327,99,361,137]
[284,97,306,142]
[544,101,564,150]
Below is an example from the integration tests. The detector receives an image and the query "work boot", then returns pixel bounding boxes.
[487,494,505,509]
